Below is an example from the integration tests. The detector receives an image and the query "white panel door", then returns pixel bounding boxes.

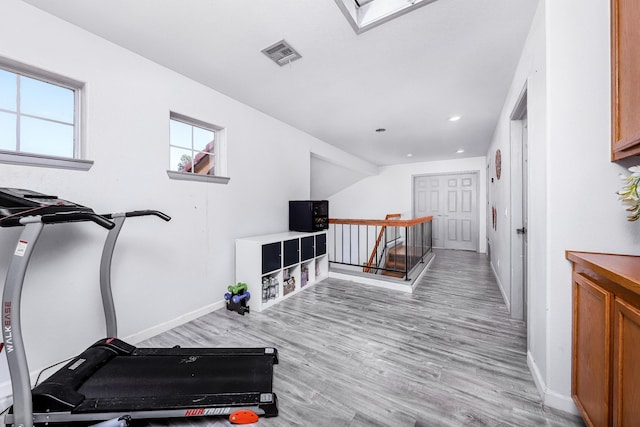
[414,173,478,251]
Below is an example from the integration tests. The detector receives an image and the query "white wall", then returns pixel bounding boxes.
[544,0,640,408]
[329,156,487,253]
[486,0,548,386]
[487,0,640,414]
[0,0,352,392]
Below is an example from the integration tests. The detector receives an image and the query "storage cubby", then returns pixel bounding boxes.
[236,231,328,312]
[260,272,280,305]
[282,265,298,296]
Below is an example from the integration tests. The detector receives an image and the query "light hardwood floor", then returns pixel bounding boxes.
[140,249,584,427]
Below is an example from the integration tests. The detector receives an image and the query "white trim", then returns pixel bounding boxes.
[411,253,435,290]
[0,56,85,160]
[491,261,510,312]
[329,253,434,293]
[170,111,222,133]
[124,300,224,344]
[168,112,228,179]
[0,150,93,170]
[333,0,439,34]
[527,349,545,399]
[527,351,580,415]
[166,170,230,184]
[329,270,413,293]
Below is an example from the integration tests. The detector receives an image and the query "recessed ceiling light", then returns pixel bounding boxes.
[375,128,386,132]
[407,153,413,157]
[456,149,465,154]
[448,116,461,122]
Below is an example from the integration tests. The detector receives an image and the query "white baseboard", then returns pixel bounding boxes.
[527,351,579,415]
[490,261,510,312]
[124,300,224,344]
[411,253,436,291]
[329,270,413,293]
[329,253,435,294]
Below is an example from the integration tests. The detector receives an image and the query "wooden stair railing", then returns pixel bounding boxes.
[363,213,401,273]
[329,215,433,278]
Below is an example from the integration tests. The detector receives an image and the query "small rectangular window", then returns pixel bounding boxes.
[168,112,229,184]
[0,64,80,160]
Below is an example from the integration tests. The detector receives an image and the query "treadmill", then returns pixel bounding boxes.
[0,188,278,427]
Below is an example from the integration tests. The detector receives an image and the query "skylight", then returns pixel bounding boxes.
[334,0,439,34]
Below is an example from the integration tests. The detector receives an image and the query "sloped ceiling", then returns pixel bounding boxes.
[310,155,370,200]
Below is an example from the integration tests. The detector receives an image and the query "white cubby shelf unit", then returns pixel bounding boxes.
[235,231,328,312]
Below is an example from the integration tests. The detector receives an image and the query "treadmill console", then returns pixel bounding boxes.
[0,188,93,221]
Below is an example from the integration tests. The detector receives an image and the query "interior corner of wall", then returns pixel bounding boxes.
[527,350,546,401]
[543,387,580,415]
[527,350,578,415]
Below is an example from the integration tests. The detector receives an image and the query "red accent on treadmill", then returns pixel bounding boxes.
[229,409,259,424]
[105,338,115,344]
[185,408,205,416]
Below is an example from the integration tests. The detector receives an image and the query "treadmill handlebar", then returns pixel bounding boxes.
[41,212,116,229]
[125,210,171,221]
[102,210,171,222]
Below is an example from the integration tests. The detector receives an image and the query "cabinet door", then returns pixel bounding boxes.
[283,238,299,267]
[572,274,612,427]
[611,0,640,160]
[301,236,314,261]
[261,242,281,274]
[316,233,327,256]
[613,298,640,426]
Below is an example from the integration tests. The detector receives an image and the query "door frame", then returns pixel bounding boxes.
[411,171,480,252]
[509,85,528,321]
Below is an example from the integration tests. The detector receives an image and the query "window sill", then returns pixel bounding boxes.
[166,170,231,184]
[0,151,93,171]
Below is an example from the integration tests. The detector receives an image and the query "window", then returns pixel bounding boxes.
[0,59,88,170]
[168,112,229,184]
[335,0,437,34]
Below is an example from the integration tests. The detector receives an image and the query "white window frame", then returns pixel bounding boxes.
[166,111,229,184]
[0,57,91,171]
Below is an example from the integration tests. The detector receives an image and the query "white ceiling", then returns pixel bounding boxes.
[23,0,538,167]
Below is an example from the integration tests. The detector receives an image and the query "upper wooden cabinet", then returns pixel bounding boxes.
[611,0,640,160]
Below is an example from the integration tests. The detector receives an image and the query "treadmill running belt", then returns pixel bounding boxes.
[78,354,275,398]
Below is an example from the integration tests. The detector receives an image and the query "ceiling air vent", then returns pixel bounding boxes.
[261,39,302,66]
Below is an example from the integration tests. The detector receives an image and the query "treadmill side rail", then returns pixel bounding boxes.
[6,402,272,425]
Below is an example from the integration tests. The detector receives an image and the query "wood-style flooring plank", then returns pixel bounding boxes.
[139,249,584,427]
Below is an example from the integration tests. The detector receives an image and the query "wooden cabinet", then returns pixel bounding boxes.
[566,251,640,427]
[612,299,640,425]
[611,0,640,160]
[236,231,329,312]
